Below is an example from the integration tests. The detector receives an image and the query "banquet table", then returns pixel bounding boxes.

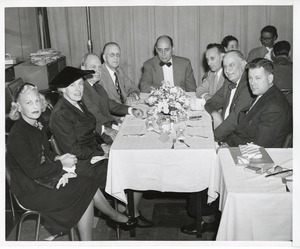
[105,93,217,237]
[208,148,293,241]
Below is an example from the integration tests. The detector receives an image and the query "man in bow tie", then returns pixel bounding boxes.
[205,50,255,142]
[139,35,197,93]
[223,58,292,147]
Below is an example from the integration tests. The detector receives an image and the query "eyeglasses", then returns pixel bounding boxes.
[14,83,37,101]
[260,37,275,42]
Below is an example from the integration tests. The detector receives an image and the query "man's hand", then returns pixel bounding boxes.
[132,108,144,119]
[128,92,140,100]
[211,111,223,129]
[58,153,77,168]
[104,127,118,140]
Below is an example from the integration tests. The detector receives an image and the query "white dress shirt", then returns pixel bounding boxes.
[162,58,174,86]
[224,78,241,119]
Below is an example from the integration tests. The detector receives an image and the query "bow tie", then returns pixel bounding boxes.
[228,82,237,90]
[159,61,172,67]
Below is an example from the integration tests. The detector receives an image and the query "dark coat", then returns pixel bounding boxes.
[225,84,292,148]
[205,71,255,141]
[139,55,197,93]
[49,97,108,186]
[6,117,99,233]
[82,79,129,135]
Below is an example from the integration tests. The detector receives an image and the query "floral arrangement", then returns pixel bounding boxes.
[146,81,190,115]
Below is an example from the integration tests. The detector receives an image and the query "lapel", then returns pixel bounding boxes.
[101,65,121,101]
[62,97,87,119]
[172,56,178,85]
[154,56,165,84]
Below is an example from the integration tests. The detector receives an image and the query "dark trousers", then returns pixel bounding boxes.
[187,188,219,218]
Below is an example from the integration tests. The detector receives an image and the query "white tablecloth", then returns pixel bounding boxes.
[105,106,217,203]
[208,148,293,241]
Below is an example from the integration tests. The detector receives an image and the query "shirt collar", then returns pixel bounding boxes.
[105,64,116,80]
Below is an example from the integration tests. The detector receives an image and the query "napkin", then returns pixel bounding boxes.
[190,98,205,111]
[237,143,262,165]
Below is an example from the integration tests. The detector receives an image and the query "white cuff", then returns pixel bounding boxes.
[128,107,133,115]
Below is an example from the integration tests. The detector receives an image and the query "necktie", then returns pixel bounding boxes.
[159,61,172,67]
[114,72,124,103]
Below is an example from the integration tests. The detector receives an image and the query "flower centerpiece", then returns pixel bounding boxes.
[145,81,190,117]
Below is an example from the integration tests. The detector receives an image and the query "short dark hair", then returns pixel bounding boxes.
[221,35,238,48]
[206,43,225,54]
[246,58,274,74]
[155,35,173,47]
[103,42,121,54]
[261,25,278,39]
[273,40,291,57]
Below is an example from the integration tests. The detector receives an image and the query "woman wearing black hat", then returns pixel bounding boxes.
[6,83,137,240]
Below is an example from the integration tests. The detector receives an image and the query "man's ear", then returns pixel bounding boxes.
[268,73,274,83]
[241,59,247,69]
[103,54,106,62]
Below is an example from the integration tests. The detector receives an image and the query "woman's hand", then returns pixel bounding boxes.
[58,153,77,168]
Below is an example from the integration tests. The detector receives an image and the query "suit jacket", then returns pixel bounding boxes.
[247,46,269,62]
[7,117,63,197]
[196,69,225,99]
[225,85,292,148]
[49,97,105,160]
[82,79,129,135]
[205,71,255,141]
[139,55,197,93]
[99,64,140,104]
[273,56,293,90]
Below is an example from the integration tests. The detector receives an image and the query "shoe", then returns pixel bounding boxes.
[180,221,216,235]
[110,216,138,231]
[136,210,154,228]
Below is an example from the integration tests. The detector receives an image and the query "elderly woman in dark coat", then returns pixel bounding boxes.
[6,83,136,240]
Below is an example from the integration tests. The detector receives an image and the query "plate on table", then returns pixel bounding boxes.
[266,167,293,178]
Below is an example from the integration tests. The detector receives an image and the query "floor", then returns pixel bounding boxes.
[5,189,219,242]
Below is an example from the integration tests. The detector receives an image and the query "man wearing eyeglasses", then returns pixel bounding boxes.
[139,35,197,93]
[99,42,140,104]
[247,25,278,62]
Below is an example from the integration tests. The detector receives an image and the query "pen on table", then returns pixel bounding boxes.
[265,169,293,178]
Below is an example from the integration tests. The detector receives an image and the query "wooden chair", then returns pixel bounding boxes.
[5,153,75,241]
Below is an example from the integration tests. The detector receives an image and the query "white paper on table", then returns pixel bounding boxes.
[190,98,205,111]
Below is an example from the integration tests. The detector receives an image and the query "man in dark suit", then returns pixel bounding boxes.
[81,53,153,228]
[272,40,293,90]
[99,42,140,104]
[205,50,255,142]
[181,51,254,236]
[139,35,197,93]
[80,53,143,144]
[224,58,292,147]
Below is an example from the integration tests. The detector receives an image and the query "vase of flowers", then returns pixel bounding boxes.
[145,81,190,118]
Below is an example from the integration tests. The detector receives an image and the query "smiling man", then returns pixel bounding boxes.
[223,58,292,147]
[139,35,196,93]
[204,50,255,142]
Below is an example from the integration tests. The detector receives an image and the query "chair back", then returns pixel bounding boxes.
[5,78,24,114]
[282,133,293,148]
[50,135,63,155]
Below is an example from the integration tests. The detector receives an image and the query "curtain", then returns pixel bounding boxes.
[47,5,293,87]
